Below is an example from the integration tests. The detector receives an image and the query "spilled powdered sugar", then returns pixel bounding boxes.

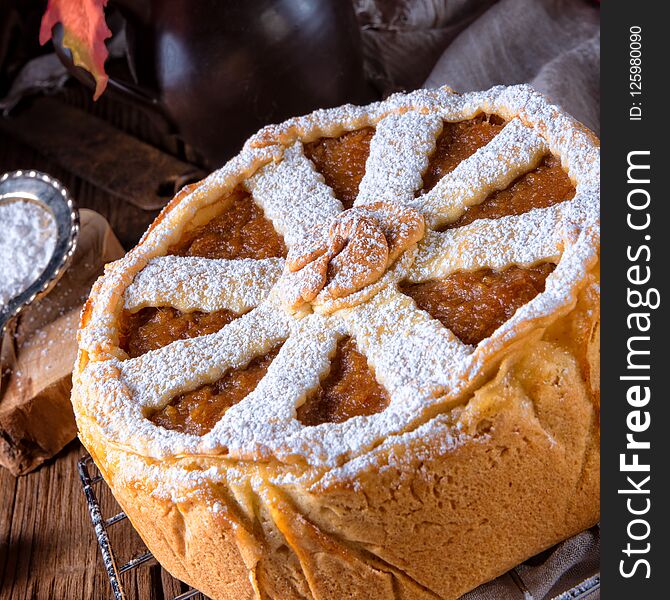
[0,198,57,306]
[74,84,600,489]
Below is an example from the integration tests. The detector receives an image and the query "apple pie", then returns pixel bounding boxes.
[73,84,600,600]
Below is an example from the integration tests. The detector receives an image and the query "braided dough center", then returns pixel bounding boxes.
[282,201,425,310]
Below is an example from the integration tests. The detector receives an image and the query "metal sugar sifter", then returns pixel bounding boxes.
[0,170,79,393]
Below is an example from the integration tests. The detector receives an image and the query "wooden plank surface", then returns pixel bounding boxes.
[0,116,159,250]
[0,442,192,600]
[0,94,198,598]
[0,98,205,211]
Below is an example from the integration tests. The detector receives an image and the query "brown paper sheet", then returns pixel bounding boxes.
[0,209,124,476]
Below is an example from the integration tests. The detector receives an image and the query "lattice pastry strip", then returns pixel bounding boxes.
[210,316,340,438]
[124,256,284,314]
[118,303,291,411]
[245,142,343,247]
[406,203,569,284]
[415,119,549,228]
[339,286,472,396]
[78,85,599,466]
[247,117,548,260]
[117,110,573,423]
[355,112,443,207]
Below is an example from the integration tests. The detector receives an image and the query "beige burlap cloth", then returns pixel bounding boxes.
[356,0,599,133]
[0,209,124,475]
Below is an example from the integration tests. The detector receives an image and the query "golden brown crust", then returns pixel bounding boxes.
[78,269,599,599]
[73,84,600,599]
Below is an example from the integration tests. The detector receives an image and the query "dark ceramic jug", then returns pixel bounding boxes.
[54,0,374,167]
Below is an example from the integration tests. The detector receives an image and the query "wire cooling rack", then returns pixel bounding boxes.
[77,454,203,600]
[78,453,600,600]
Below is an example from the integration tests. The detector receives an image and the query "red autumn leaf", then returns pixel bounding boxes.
[39,0,112,100]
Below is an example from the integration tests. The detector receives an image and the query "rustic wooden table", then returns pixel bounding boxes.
[0,443,193,599]
[0,88,201,600]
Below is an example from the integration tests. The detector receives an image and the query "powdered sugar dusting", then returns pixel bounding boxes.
[245,142,342,247]
[206,314,340,455]
[74,84,600,484]
[356,112,443,206]
[340,286,472,395]
[407,202,569,282]
[417,119,548,228]
[124,256,284,314]
[119,302,291,410]
[0,198,57,306]
[279,201,424,313]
